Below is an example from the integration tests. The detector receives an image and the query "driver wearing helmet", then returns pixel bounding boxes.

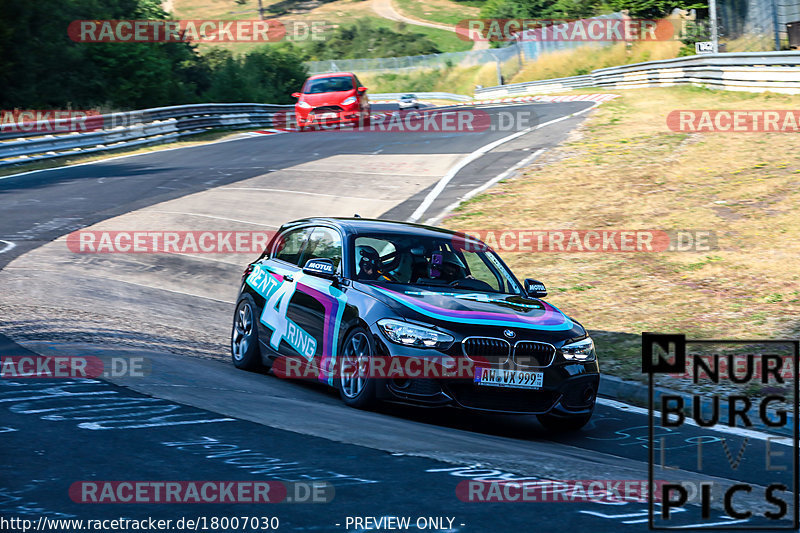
[357,246,392,281]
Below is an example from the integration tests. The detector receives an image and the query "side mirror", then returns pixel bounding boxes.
[357,86,368,94]
[303,258,336,279]
[524,278,547,298]
[291,92,301,98]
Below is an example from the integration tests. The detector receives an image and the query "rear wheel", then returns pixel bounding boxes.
[231,294,262,370]
[337,327,377,409]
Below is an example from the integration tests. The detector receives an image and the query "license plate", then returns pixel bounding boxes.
[474,368,543,389]
[316,113,338,119]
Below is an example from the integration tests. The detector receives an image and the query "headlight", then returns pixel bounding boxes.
[341,96,357,105]
[297,100,312,109]
[377,319,453,349]
[561,337,595,361]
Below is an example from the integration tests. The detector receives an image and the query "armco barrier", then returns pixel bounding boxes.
[368,92,473,102]
[0,103,294,167]
[475,51,800,98]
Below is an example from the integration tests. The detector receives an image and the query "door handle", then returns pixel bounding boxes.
[284,274,294,282]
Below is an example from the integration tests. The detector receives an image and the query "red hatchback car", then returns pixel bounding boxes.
[292,72,370,130]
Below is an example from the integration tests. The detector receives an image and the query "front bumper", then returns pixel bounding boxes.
[296,107,362,127]
[369,324,600,415]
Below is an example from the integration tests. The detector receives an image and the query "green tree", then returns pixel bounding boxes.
[307,19,441,60]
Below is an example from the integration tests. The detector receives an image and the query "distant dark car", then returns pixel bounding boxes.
[232,218,599,430]
[398,94,420,110]
[292,72,370,130]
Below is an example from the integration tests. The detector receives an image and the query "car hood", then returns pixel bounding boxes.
[358,284,575,332]
[299,90,355,107]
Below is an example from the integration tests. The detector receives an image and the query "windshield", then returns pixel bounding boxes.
[303,76,354,94]
[402,94,415,99]
[352,233,522,294]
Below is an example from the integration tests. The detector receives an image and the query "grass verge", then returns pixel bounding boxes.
[510,40,682,83]
[393,0,479,26]
[441,86,800,394]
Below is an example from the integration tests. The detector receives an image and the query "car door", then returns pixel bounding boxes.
[289,226,347,372]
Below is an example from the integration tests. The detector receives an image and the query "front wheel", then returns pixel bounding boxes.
[337,327,378,409]
[231,294,262,370]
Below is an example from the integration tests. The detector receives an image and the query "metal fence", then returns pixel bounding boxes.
[306,13,627,75]
[306,45,522,75]
[368,92,472,101]
[474,51,800,97]
[716,0,800,51]
[0,103,294,168]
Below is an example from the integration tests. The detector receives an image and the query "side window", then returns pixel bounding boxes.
[272,227,311,266]
[462,253,503,292]
[353,75,362,88]
[303,227,343,273]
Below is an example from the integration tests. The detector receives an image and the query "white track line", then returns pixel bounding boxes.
[407,102,601,223]
[0,240,17,254]
[597,397,792,446]
[425,148,545,225]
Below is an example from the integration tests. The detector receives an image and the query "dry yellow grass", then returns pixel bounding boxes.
[359,62,504,94]
[510,40,682,83]
[442,86,800,377]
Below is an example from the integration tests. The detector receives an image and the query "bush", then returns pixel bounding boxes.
[307,19,441,60]
[0,0,308,109]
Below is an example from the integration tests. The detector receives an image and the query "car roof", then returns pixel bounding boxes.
[281,217,468,240]
[306,72,356,80]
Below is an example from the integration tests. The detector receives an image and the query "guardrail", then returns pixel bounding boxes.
[475,51,800,98]
[368,92,472,102]
[0,103,294,168]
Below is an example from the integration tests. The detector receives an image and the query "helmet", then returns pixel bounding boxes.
[356,245,381,280]
[433,250,467,282]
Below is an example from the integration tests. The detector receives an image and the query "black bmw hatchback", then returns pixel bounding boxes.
[232,217,599,430]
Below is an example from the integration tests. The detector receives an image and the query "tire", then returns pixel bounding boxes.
[336,327,378,409]
[231,294,262,370]
[537,410,593,432]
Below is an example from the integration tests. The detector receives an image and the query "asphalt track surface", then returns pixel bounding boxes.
[0,101,795,532]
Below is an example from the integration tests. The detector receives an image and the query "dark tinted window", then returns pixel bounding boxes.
[352,234,521,294]
[303,76,354,94]
[272,227,311,266]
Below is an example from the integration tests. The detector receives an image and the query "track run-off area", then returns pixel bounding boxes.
[0,100,793,531]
